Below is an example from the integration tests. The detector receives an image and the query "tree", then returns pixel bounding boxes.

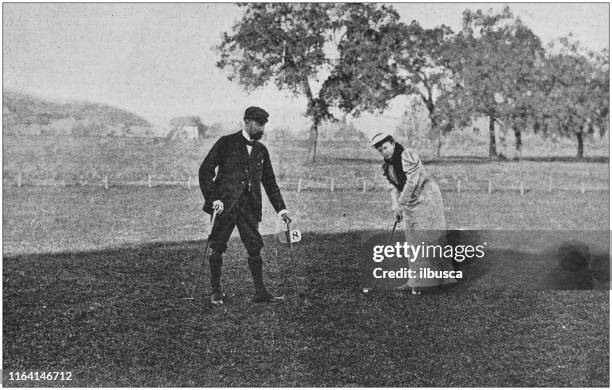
[323,18,461,159]
[535,36,609,159]
[216,3,402,162]
[394,22,457,158]
[450,6,543,159]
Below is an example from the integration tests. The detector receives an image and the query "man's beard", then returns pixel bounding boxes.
[251,131,264,140]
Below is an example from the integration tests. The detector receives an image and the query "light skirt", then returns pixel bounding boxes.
[400,179,456,289]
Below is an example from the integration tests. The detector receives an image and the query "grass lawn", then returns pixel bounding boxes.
[3,234,609,386]
[2,135,609,191]
[2,186,609,255]
[2,135,609,386]
[2,186,610,386]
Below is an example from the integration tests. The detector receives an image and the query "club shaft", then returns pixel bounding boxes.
[287,223,299,299]
[387,221,398,245]
[191,210,218,300]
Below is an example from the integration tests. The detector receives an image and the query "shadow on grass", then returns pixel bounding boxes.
[521,156,609,163]
[3,231,609,387]
[334,155,494,165]
[334,155,610,166]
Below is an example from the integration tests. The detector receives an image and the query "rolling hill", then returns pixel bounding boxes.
[2,90,153,136]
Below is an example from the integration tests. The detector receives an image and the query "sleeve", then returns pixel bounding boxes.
[261,148,287,213]
[398,149,421,206]
[198,137,224,202]
[390,187,400,210]
[382,164,400,210]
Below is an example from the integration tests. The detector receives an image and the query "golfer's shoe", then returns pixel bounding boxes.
[251,291,285,303]
[210,290,225,305]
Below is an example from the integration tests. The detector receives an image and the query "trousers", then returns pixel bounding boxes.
[208,190,264,256]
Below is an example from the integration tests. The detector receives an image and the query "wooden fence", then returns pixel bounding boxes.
[5,172,609,194]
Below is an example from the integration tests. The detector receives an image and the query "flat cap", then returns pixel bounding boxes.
[369,132,393,147]
[244,106,269,125]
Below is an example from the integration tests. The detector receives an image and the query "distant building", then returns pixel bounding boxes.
[166,116,206,140]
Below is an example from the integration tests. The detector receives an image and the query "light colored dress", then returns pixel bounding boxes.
[387,148,456,290]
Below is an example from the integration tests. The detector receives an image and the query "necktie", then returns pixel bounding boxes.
[245,139,255,147]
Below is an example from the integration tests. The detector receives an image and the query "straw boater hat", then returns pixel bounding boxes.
[369,132,393,147]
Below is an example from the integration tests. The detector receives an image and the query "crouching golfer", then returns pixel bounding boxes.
[370,132,455,295]
[199,106,291,305]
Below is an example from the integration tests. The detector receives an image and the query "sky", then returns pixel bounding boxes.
[2,2,610,132]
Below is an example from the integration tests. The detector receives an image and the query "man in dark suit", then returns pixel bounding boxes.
[199,106,291,305]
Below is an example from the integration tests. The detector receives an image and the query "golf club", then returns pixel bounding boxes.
[183,209,218,301]
[285,220,300,300]
[387,220,399,246]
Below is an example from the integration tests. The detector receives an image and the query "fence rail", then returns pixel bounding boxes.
[4,173,609,194]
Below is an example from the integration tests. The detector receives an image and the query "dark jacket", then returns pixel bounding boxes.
[199,131,286,221]
[382,142,407,192]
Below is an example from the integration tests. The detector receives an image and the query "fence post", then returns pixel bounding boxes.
[103,175,108,190]
[520,181,524,196]
[457,179,461,193]
[363,179,367,193]
[488,180,492,195]
[148,174,152,189]
[548,176,553,193]
[581,181,585,194]
[187,176,191,189]
[330,178,335,192]
[17,172,22,188]
[297,178,302,193]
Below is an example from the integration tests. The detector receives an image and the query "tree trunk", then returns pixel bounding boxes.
[514,128,522,161]
[425,101,441,160]
[430,117,441,160]
[576,129,584,159]
[302,77,319,164]
[308,124,318,163]
[488,115,497,158]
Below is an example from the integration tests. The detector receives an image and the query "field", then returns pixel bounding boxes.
[2,131,609,190]
[2,135,610,386]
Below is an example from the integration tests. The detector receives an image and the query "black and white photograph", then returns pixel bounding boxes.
[2,1,610,387]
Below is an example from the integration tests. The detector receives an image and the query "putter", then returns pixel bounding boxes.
[285,220,300,300]
[183,209,218,301]
[387,220,399,246]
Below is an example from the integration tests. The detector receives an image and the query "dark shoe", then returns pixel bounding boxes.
[251,290,285,303]
[210,289,225,305]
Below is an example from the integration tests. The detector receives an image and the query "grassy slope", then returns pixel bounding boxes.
[2,135,609,189]
[2,186,610,386]
[2,187,609,256]
[2,136,609,386]
[2,91,151,128]
[3,234,608,386]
